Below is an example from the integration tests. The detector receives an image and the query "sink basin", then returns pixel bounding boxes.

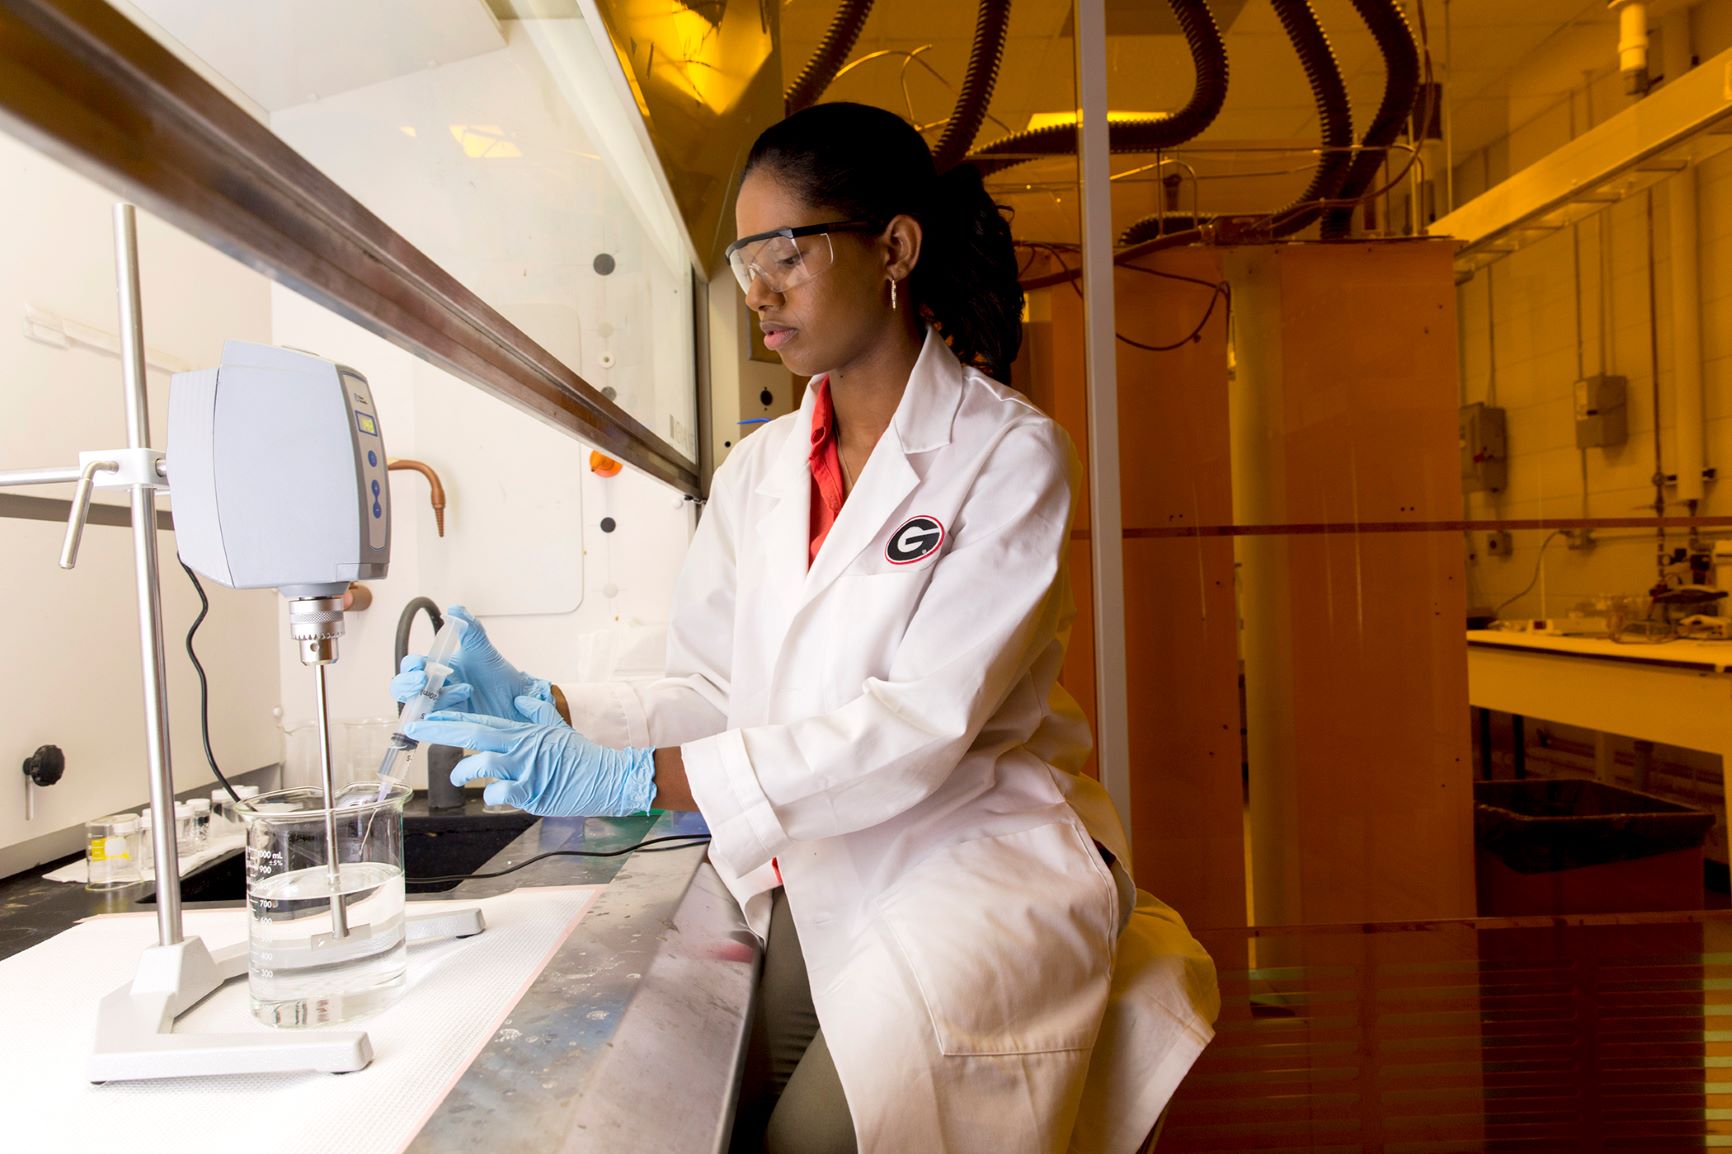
[138,806,538,903]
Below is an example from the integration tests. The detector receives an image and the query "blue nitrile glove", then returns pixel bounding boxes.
[389,605,553,721]
[401,696,657,817]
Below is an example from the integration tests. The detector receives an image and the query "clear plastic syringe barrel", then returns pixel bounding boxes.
[376,619,461,791]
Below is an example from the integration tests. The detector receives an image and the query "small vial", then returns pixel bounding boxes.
[86,815,142,891]
[209,788,233,839]
[188,798,211,847]
[173,802,195,855]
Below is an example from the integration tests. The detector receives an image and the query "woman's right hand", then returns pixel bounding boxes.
[390,605,553,722]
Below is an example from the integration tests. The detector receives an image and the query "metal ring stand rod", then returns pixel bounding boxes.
[114,202,185,948]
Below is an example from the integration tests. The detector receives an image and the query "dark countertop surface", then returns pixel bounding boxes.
[0,793,610,962]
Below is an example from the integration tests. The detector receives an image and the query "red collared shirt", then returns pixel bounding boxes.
[807,375,846,568]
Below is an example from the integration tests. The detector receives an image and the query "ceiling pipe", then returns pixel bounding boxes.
[1320,0,1421,239]
[785,0,876,115]
[966,0,1227,177]
[932,0,1013,171]
[1612,0,1652,95]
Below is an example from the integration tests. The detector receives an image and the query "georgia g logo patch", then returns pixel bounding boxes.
[887,515,945,566]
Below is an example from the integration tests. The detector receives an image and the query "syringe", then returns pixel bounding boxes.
[377,618,462,798]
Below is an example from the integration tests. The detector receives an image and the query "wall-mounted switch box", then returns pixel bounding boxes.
[1574,374,1628,449]
[1461,402,1507,493]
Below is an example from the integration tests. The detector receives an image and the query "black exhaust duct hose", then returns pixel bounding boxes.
[932,0,1013,172]
[1262,0,1354,238]
[785,0,876,115]
[1319,0,1420,239]
[966,0,1227,177]
[1120,0,1353,245]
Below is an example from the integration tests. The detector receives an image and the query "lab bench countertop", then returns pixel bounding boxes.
[0,801,759,1154]
[1466,627,1732,671]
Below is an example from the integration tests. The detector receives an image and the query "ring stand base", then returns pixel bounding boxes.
[89,906,486,1083]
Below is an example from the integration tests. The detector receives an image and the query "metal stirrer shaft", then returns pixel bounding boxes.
[313,662,349,939]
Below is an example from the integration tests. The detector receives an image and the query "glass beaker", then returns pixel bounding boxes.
[279,722,323,790]
[341,717,397,783]
[239,782,412,1028]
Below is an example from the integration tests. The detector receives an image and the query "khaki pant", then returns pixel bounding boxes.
[730,889,857,1154]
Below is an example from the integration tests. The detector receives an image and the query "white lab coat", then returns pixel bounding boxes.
[562,330,1219,1152]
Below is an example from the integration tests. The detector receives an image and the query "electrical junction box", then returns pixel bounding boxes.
[1574,374,1628,449]
[1460,402,1507,493]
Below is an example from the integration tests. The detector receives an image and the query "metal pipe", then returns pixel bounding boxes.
[113,204,182,947]
[0,466,84,487]
[1662,9,1704,506]
[313,662,350,940]
[115,204,149,448]
[134,479,180,946]
[1074,0,1134,834]
[1615,0,1651,95]
[387,458,447,537]
[1647,190,1668,577]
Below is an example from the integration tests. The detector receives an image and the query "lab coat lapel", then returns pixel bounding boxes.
[749,389,820,672]
[801,330,962,600]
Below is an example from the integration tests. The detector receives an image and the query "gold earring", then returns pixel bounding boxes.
[890,278,898,310]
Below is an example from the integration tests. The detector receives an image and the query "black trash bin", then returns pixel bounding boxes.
[1474,779,1715,916]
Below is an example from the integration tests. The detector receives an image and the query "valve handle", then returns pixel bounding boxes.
[22,745,65,788]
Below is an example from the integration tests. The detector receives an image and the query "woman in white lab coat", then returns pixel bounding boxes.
[399,101,1218,1154]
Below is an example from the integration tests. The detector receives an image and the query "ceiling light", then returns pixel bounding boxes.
[1024,110,1168,132]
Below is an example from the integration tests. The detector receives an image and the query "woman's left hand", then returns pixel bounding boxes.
[402,697,656,817]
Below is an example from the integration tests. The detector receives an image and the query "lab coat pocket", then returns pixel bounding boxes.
[876,822,1116,1057]
[822,569,926,701]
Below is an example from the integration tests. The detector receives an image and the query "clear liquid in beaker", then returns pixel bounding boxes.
[248,860,407,1027]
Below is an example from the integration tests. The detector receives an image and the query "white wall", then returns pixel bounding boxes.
[0,136,281,866]
[1457,4,1732,619]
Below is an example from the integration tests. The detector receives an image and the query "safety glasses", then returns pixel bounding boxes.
[724,220,879,294]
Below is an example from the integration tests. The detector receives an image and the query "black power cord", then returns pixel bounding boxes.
[179,558,242,805]
[1017,240,1231,353]
[411,833,711,885]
